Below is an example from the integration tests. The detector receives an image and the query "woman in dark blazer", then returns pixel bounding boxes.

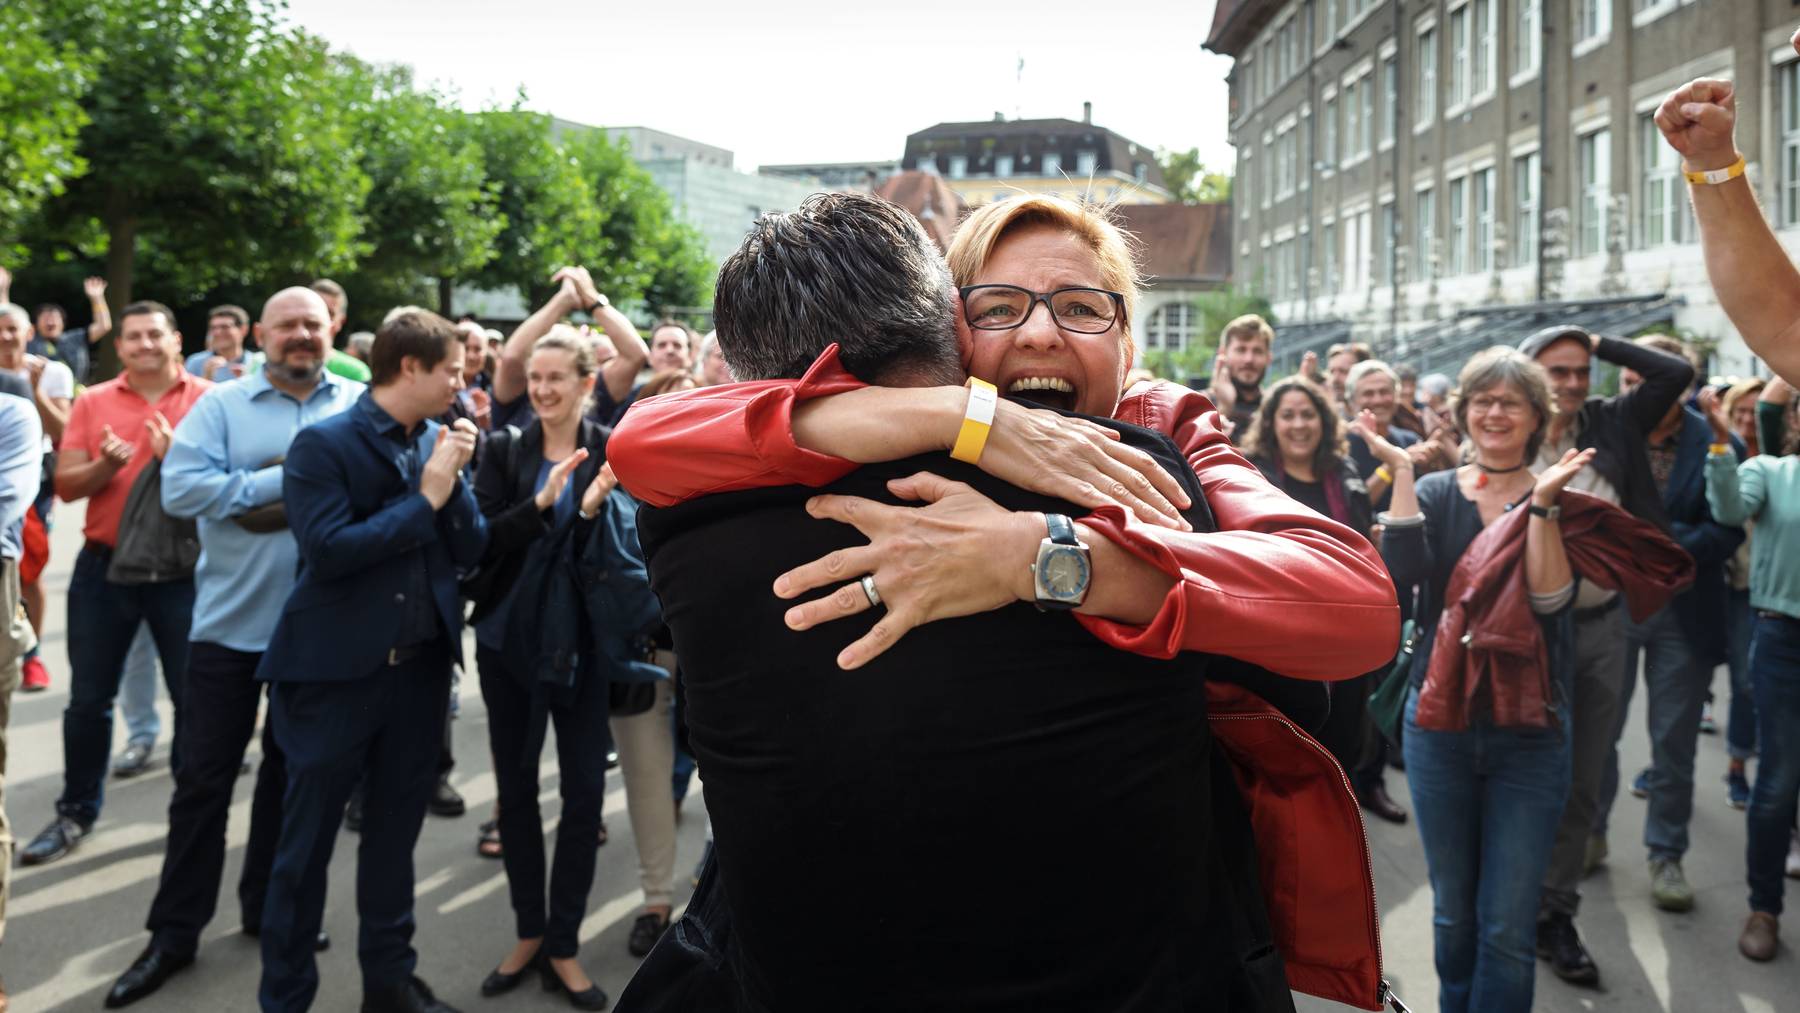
[466,329,616,1010]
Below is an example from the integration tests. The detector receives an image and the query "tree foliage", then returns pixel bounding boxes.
[1157,147,1233,205]
[0,1,91,260]
[462,107,601,304]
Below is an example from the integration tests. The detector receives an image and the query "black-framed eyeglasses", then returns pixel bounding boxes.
[959,284,1126,335]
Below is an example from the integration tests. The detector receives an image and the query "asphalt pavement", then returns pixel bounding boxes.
[5,505,1793,1011]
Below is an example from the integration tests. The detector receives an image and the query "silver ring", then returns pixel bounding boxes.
[859,574,882,608]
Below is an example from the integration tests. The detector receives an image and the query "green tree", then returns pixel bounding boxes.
[0,1,91,260]
[562,129,713,314]
[462,106,600,306]
[1142,284,1274,382]
[1156,147,1233,205]
[331,57,503,316]
[31,0,369,373]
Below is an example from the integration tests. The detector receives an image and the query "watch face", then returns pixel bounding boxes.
[1040,545,1090,600]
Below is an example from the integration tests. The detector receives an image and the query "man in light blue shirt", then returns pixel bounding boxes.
[105,287,359,1008]
[0,388,41,989]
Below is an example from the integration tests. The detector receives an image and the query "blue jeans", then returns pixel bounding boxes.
[119,623,162,748]
[60,546,192,827]
[1726,588,1758,761]
[1404,688,1571,1013]
[1747,613,1800,915]
[1596,605,1710,862]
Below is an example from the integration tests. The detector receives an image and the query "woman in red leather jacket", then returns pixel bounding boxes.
[609,194,1403,1010]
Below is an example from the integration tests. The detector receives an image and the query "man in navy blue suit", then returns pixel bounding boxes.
[255,310,487,1013]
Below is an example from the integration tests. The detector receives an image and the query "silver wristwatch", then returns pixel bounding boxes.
[1031,513,1091,611]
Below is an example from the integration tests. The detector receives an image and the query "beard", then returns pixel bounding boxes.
[267,354,325,385]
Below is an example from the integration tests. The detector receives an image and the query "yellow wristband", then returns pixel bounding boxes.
[1375,465,1393,484]
[1684,156,1746,186]
[1709,442,1731,455]
[950,377,999,464]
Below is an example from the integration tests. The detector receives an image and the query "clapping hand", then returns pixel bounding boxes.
[82,276,107,300]
[1533,447,1597,507]
[551,266,603,313]
[1698,386,1732,443]
[1351,410,1411,471]
[420,419,478,509]
[99,424,134,468]
[24,354,46,390]
[1207,352,1236,417]
[535,448,588,511]
[144,412,174,461]
[579,461,617,517]
[1299,350,1321,383]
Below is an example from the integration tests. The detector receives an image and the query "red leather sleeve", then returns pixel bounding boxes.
[1075,384,1400,680]
[607,346,867,507]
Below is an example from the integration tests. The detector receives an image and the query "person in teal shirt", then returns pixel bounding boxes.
[1703,376,1800,964]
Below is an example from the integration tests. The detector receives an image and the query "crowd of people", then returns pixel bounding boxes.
[0,61,1796,1013]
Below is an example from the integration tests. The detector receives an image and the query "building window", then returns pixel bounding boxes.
[1514,151,1539,265]
[1043,151,1062,176]
[919,154,938,175]
[1447,176,1468,275]
[1360,74,1375,155]
[1417,26,1438,124]
[1575,0,1610,46]
[995,153,1014,176]
[1578,127,1611,257]
[1513,0,1540,78]
[1322,222,1337,293]
[1343,81,1361,162]
[1076,150,1098,177]
[1146,302,1198,352]
[1448,4,1469,111]
[1323,95,1338,169]
[1639,113,1687,247]
[1377,201,1396,285]
[947,154,968,178]
[1345,208,1372,292]
[1780,61,1800,227]
[1472,0,1495,98]
[1415,187,1436,280]
[1380,55,1398,145]
[1472,167,1495,272]
[1261,139,1273,208]
[1326,0,1339,39]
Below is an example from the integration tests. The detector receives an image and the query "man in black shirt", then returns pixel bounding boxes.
[615,194,1287,1013]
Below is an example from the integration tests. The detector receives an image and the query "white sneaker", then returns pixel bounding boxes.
[1786,830,1800,880]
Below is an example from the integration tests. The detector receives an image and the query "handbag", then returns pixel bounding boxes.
[106,458,201,584]
[1366,589,1422,744]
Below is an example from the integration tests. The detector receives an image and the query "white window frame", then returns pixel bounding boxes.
[1512,148,1540,266]
[947,154,968,178]
[1778,57,1800,228]
[1075,150,1098,177]
[1343,77,1364,167]
[1573,0,1612,59]
[1043,151,1062,177]
[1377,199,1396,285]
[1321,218,1338,293]
[1511,0,1541,86]
[1576,124,1612,258]
[1638,111,1687,247]
[1446,173,1469,275]
[1322,89,1339,172]
[1446,1,1471,115]
[1471,0,1497,105]
[1415,184,1437,281]
[995,153,1014,176]
[1415,20,1438,131]
[1379,51,1399,149]
[1471,165,1495,272]
[1632,0,1680,30]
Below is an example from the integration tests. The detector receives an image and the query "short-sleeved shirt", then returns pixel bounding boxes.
[28,329,92,386]
[1,360,74,453]
[60,371,211,546]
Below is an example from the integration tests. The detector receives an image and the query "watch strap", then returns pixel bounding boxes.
[1527,503,1560,520]
[585,295,609,315]
[1044,512,1078,546]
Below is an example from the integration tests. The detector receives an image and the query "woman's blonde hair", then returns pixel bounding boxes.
[946,194,1143,373]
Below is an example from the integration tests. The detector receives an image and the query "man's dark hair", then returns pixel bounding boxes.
[369,309,458,386]
[119,300,177,332]
[34,303,66,323]
[310,278,347,313]
[713,192,960,385]
[208,304,249,328]
[649,318,696,351]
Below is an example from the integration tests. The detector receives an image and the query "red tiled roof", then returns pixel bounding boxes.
[1112,203,1232,284]
[874,170,968,252]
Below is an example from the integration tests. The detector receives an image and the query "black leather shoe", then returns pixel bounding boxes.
[1357,784,1409,825]
[428,775,466,818]
[361,974,461,1013]
[20,816,87,866]
[241,922,330,952]
[344,789,364,833]
[105,945,194,1008]
[480,952,544,997]
[627,911,670,958]
[1536,913,1600,985]
[539,959,609,1010]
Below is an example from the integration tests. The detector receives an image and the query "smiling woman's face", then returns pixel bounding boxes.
[964,224,1128,418]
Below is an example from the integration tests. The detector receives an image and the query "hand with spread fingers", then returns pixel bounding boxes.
[978,398,1192,530]
[773,471,1043,671]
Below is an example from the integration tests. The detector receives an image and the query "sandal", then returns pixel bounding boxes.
[477,820,503,859]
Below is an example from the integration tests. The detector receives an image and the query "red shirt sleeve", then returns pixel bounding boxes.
[608,345,868,508]
[1074,383,1400,680]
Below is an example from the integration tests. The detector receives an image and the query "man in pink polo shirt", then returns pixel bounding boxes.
[21,300,210,865]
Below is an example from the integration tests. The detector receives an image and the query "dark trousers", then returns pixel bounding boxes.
[60,545,192,827]
[258,646,450,1013]
[146,641,287,956]
[477,645,608,958]
[1747,612,1800,916]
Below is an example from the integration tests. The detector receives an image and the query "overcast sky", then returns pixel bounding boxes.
[280,0,1237,174]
